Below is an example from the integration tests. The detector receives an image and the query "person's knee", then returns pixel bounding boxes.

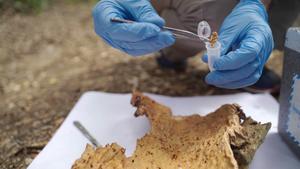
[151,0,171,13]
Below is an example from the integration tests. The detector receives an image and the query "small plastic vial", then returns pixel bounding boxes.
[205,41,221,72]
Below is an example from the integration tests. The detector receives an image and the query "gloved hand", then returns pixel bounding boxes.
[92,0,175,56]
[202,0,274,89]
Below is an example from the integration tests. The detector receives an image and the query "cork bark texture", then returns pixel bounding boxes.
[72,92,271,169]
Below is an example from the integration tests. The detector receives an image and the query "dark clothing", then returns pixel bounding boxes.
[152,0,300,61]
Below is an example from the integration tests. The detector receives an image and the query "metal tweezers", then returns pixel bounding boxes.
[74,121,101,147]
[110,18,209,43]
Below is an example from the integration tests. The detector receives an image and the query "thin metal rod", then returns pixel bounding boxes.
[73,121,101,147]
[163,26,209,42]
[172,33,202,42]
[110,18,209,43]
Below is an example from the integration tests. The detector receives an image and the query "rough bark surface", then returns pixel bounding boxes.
[72,92,271,169]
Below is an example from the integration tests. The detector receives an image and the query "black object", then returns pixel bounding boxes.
[156,51,187,72]
[244,67,281,94]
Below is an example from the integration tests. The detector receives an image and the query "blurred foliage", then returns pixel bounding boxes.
[14,0,48,12]
[66,0,99,4]
[0,0,99,13]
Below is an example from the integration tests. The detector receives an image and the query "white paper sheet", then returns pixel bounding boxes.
[27,92,300,169]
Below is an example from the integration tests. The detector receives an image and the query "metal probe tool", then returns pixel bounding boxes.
[110,18,210,43]
[73,121,101,147]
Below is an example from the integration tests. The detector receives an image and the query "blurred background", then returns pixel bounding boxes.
[0,0,299,168]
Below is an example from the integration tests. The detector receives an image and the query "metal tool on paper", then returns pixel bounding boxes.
[73,121,101,147]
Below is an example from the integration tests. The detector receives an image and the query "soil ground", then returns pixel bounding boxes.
[0,1,294,169]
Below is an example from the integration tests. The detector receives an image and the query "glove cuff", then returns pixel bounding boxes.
[239,0,268,21]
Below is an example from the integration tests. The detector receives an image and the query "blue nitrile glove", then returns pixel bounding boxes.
[92,0,175,56]
[202,0,274,89]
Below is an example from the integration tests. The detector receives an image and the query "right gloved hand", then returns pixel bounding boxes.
[92,0,175,56]
[202,0,273,89]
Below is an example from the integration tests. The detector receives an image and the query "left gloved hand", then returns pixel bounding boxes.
[202,0,274,89]
[92,0,175,56]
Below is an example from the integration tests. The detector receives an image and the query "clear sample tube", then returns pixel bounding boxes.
[205,41,221,72]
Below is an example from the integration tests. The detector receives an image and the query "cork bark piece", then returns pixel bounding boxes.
[72,92,271,169]
[209,32,218,47]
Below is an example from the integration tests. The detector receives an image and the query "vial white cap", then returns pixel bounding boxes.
[197,21,211,39]
[205,41,221,71]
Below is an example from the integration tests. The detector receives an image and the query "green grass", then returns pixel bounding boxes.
[15,0,49,12]
[0,0,99,13]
